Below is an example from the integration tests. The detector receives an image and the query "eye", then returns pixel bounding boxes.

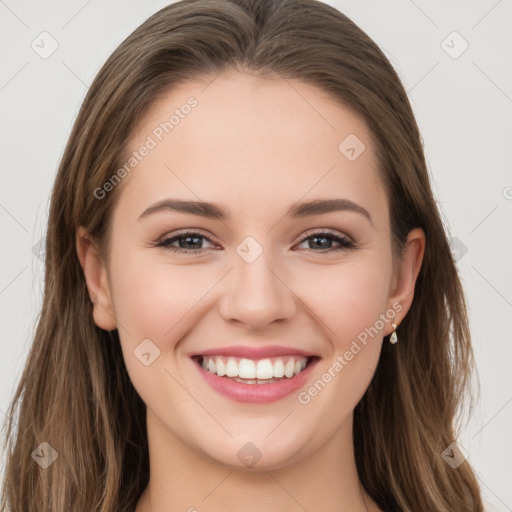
[296,229,355,253]
[156,230,217,254]
[156,228,355,255]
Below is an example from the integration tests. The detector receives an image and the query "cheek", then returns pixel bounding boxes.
[108,253,208,405]
[110,256,203,346]
[295,261,390,418]
[304,258,392,348]
[111,245,392,352]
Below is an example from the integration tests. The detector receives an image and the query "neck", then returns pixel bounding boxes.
[135,409,380,512]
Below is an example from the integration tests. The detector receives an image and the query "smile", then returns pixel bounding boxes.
[199,355,310,382]
[191,353,320,403]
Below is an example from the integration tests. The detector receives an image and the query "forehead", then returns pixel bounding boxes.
[116,71,386,226]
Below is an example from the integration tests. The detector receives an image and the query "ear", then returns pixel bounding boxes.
[385,227,426,334]
[76,226,117,331]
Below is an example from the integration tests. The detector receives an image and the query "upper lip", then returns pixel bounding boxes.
[189,345,318,360]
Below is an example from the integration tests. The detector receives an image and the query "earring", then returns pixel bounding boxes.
[390,323,398,344]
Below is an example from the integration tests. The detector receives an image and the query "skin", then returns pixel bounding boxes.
[77,71,425,512]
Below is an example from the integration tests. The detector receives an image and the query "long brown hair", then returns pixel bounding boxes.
[1,0,483,510]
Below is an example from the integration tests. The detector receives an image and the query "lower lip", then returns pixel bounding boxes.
[193,357,319,404]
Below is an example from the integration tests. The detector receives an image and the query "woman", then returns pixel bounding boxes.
[1,0,484,510]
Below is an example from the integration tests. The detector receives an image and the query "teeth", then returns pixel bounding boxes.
[226,358,238,377]
[284,359,295,378]
[273,359,285,378]
[216,358,226,377]
[256,359,273,379]
[200,355,310,379]
[239,359,256,379]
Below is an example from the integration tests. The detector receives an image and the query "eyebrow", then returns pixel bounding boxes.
[137,198,373,225]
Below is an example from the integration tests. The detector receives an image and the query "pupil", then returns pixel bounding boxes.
[181,236,201,249]
[312,236,330,249]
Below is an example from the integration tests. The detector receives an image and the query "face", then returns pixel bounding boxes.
[80,71,421,470]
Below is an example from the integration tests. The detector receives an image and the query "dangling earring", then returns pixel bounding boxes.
[390,323,398,344]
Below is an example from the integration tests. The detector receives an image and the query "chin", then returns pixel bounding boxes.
[197,430,313,472]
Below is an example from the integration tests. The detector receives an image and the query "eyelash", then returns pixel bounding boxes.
[156,229,355,255]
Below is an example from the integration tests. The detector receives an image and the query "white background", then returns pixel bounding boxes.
[1,0,511,510]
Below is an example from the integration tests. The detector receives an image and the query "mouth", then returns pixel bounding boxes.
[193,355,315,383]
[190,354,320,403]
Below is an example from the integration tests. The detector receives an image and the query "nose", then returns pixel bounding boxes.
[218,245,297,331]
